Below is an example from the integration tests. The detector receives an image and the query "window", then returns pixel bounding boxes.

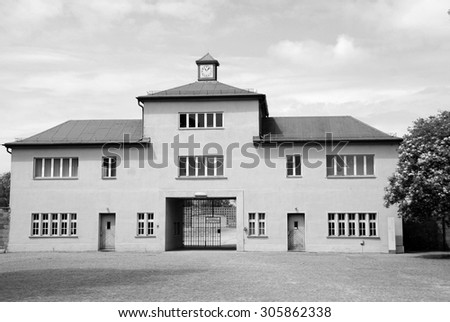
[30,213,77,237]
[286,155,301,177]
[328,213,335,236]
[338,213,346,236]
[70,213,77,235]
[248,213,266,236]
[32,213,40,236]
[369,213,377,236]
[359,213,366,236]
[61,213,68,236]
[326,155,374,177]
[41,213,49,236]
[51,213,58,235]
[179,156,224,177]
[34,158,78,179]
[137,213,155,237]
[179,112,224,129]
[348,213,356,236]
[328,213,377,237]
[102,156,117,179]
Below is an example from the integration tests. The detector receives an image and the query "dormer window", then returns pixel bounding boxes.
[179,112,223,129]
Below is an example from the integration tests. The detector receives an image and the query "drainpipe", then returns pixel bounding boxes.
[137,99,145,140]
[242,194,246,252]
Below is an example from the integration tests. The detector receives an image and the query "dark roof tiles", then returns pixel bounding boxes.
[5,119,142,146]
[4,116,400,147]
[257,116,401,142]
[139,81,258,98]
[195,53,219,65]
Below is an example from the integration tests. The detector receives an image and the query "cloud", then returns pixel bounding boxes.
[0,49,82,64]
[392,0,450,36]
[268,34,366,67]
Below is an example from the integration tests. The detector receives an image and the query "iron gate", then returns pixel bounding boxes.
[183,199,222,248]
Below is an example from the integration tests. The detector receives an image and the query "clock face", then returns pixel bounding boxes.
[199,64,214,79]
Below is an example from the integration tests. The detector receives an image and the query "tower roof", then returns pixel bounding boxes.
[196,53,219,66]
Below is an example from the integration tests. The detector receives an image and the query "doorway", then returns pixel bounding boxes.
[165,198,237,250]
[99,213,116,251]
[288,213,305,251]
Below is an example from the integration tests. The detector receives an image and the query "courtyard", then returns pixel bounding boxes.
[0,251,449,302]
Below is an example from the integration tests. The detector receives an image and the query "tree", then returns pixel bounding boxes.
[384,111,450,250]
[0,172,10,208]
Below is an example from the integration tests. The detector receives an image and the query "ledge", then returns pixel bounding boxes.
[102,177,117,180]
[326,176,376,179]
[327,236,380,240]
[29,236,78,239]
[247,235,269,239]
[176,176,228,180]
[286,175,303,179]
[178,127,225,131]
[34,177,78,181]
[135,236,157,239]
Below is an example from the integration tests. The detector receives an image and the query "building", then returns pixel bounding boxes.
[3,54,404,253]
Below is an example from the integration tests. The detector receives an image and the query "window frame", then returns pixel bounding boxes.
[33,157,79,180]
[327,212,378,238]
[286,154,302,177]
[326,154,375,178]
[178,112,224,130]
[178,155,225,178]
[30,213,78,237]
[102,156,117,179]
[136,212,156,238]
[248,212,267,237]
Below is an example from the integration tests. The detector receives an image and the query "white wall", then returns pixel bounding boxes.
[8,98,403,253]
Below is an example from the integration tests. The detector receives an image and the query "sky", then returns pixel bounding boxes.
[0,0,449,173]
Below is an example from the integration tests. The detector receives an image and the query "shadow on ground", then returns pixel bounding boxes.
[414,254,450,260]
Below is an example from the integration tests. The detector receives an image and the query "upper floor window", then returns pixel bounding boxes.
[102,156,117,179]
[326,155,374,177]
[179,112,223,129]
[179,156,224,177]
[286,154,301,177]
[34,157,78,179]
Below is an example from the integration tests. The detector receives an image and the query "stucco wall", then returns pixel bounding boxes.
[7,98,402,253]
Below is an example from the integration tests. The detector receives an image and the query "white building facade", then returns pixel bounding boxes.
[4,54,404,253]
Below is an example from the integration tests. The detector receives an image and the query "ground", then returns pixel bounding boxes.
[0,251,449,302]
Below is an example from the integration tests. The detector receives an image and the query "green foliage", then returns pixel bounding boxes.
[0,172,10,208]
[384,111,450,223]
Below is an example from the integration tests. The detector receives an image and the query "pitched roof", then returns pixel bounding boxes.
[4,119,143,147]
[138,81,260,98]
[255,116,401,142]
[196,53,219,65]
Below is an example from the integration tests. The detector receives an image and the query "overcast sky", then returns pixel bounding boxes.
[1,0,449,173]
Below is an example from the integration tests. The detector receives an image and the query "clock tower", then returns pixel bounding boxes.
[196,53,219,81]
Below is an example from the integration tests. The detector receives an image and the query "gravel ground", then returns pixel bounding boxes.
[0,251,449,302]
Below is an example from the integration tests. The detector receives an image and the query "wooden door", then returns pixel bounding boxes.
[99,214,115,251]
[288,213,305,251]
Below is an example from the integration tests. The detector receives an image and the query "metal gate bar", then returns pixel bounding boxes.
[183,199,224,248]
